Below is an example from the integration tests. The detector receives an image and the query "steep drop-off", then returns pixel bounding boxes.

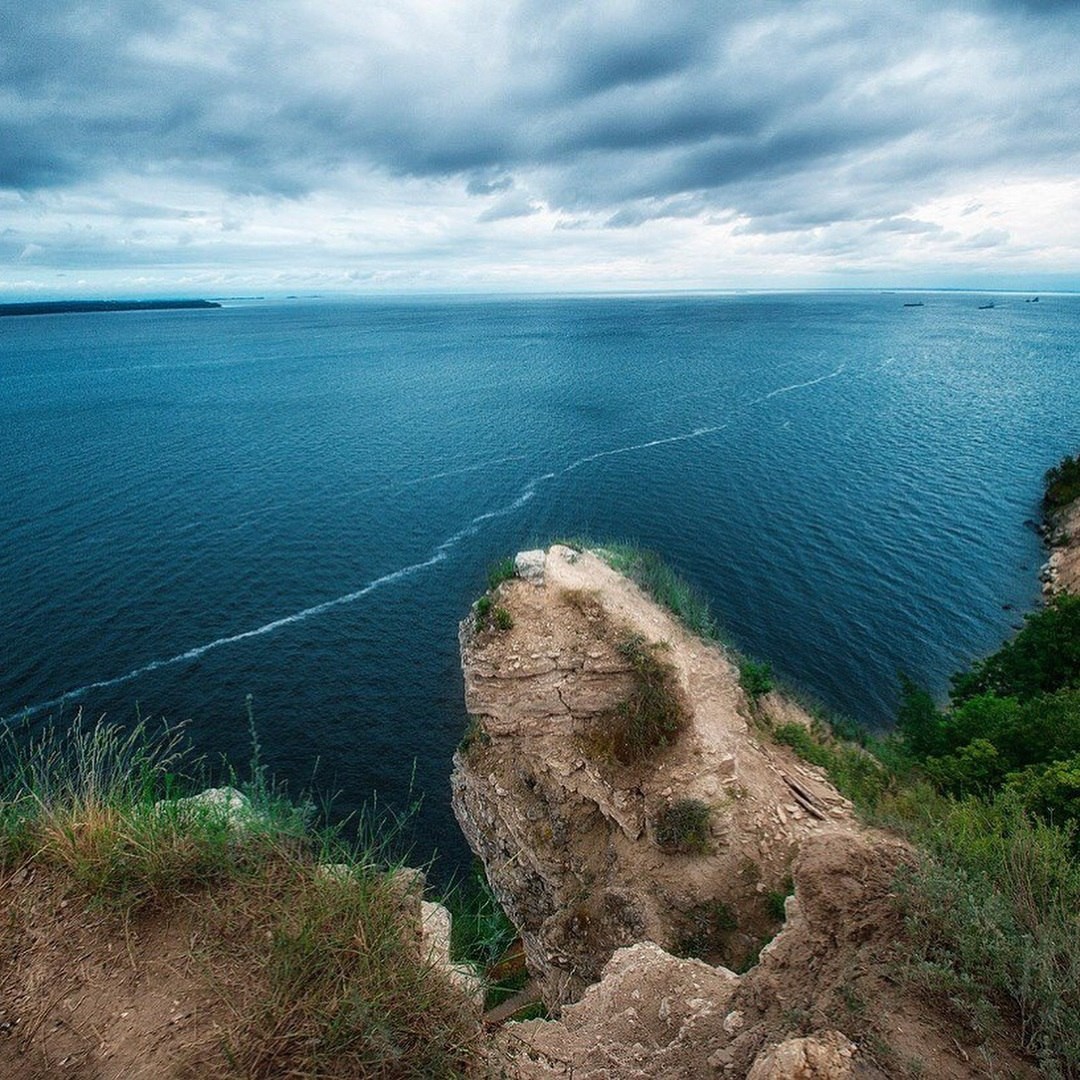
[452,545,1036,1078]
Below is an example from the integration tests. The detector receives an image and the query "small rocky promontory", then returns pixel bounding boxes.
[453,545,1037,1078]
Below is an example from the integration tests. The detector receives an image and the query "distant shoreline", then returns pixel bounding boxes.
[0,299,222,318]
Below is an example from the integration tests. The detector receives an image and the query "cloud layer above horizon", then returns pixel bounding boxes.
[2,0,1079,294]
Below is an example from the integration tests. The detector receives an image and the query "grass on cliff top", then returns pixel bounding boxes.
[0,712,483,1077]
[594,541,721,640]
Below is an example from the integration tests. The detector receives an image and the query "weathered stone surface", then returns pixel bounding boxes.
[420,899,484,1005]
[454,546,1038,1079]
[158,786,260,831]
[499,941,740,1078]
[746,1030,858,1079]
[515,549,547,585]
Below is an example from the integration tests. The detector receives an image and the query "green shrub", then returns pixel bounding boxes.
[1045,453,1080,513]
[655,798,711,854]
[739,659,774,699]
[895,794,1080,1077]
[493,606,513,631]
[949,595,1080,704]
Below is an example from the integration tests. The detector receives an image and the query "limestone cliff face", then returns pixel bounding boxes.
[451,545,858,1005]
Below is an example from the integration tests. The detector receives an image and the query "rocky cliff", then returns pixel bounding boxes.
[1043,492,1080,596]
[452,545,1036,1078]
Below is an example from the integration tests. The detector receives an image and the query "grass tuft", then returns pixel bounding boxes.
[585,541,720,640]
[207,856,481,1078]
[585,634,687,765]
[487,556,518,591]
[655,798,711,854]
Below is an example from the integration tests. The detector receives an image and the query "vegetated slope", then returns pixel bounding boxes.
[452,545,1035,1078]
[0,721,484,1078]
[778,453,1080,1079]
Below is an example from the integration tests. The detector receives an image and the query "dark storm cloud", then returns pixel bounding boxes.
[1,0,1078,236]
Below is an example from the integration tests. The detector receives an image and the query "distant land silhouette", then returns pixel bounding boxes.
[0,299,221,318]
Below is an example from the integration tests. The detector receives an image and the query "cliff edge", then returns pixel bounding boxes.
[452,545,1036,1078]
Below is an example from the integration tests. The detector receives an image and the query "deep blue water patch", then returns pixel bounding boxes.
[2,293,1078,878]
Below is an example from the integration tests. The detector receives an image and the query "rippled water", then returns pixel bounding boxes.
[2,292,1078,875]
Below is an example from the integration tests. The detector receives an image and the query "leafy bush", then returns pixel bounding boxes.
[896,794,1080,1078]
[1045,453,1080,513]
[950,595,1080,703]
[739,659,774,699]
[655,798,711,854]
[493,606,513,631]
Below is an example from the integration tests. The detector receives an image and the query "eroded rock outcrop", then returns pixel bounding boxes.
[1042,494,1080,596]
[453,546,862,1006]
[453,546,1038,1078]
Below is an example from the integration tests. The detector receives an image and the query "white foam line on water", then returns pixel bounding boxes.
[8,481,543,723]
[565,426,725,471]
[566,364,846,472]
[8,361,849,723]
[394,453,532,489]
[760,364,845,400]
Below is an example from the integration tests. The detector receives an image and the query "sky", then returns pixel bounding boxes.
[2,0,1079,296]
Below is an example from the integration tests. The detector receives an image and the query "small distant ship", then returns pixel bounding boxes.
[978,301,995,310]
[1025,296,1040,303]
[903,301,924,307]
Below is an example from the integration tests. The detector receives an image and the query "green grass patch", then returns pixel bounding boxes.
[487,555,518,591]
[0,713,484,1076]
[894,793,1080,1078]
[772,722,892,812]
[584,541,720,640]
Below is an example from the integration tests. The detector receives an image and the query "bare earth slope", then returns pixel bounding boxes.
[453,545,1036,1078]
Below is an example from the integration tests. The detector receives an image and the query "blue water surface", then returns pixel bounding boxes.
[2,292,1078,877]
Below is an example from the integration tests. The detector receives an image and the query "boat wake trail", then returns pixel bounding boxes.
[8,361,846,723]
[8,480,545,723]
